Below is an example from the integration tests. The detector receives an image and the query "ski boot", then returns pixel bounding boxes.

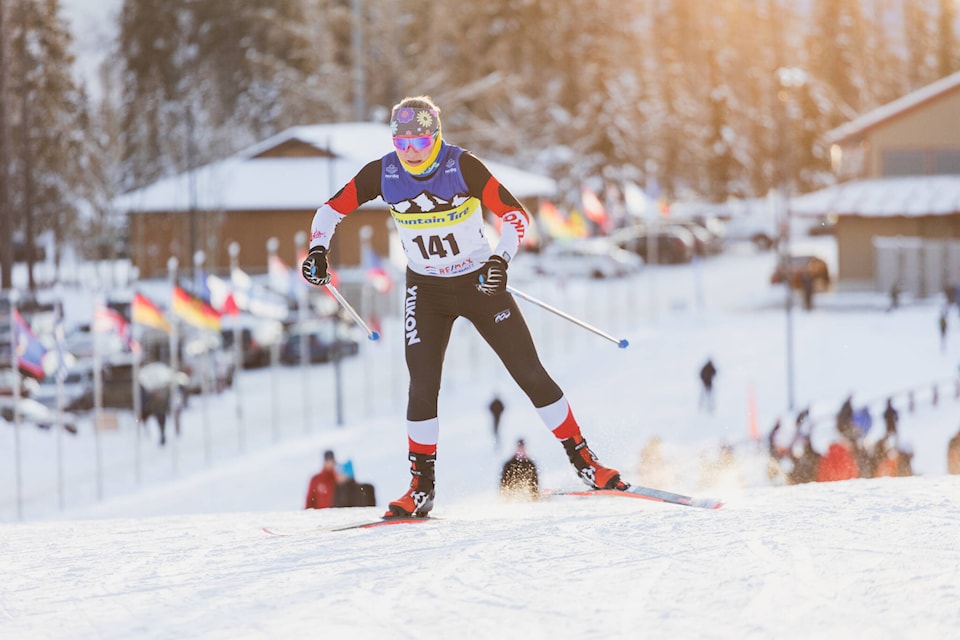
[562,435,629,490]
[385,452,436,518]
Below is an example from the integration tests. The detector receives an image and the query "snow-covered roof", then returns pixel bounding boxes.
[114,123,557,213]
[825,71,960,145]
[790,175,960,217]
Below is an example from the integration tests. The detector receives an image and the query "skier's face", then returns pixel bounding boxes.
[393,133,437,166]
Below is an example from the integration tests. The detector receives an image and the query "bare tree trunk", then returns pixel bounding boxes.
[18,0,35,292]
[0,0,12,291]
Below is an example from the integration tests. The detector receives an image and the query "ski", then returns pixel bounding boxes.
[262,516,437,536]
[544,485,724,510]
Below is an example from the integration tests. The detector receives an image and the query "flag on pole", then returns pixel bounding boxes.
[52,308,69,382]
[132,293,171,334]
[268,255,294,296]
[230,268,289,320]
[538,201,576,239]
[566,209,590,238]
[94,303,132,350]
[362,245,393,293]
[172,286,222,332]
[581,187,610,233]
[12,309,46,380]
[623,181,652,219]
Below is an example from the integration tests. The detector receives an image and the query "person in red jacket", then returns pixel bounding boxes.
[816,439,860,482]
[305,450,346,509]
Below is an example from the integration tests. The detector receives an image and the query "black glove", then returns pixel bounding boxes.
[301,246,331,286]
[476,255,508,295]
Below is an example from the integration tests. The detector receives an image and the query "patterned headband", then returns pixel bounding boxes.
[391,106,440,136]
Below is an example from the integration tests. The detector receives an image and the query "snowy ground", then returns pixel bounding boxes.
[3,237,960,638]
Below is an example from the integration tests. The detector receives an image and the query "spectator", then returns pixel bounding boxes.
[489,394,505,450]
[788,436,821,485]
[139,385,170,447]
[500,439,539,501]
[947,428,960,475]
[851,406,873,438]
[894,444,915,477]
[699,358,718,413]
[768,418,787,459]
[816,437,860,483]
[872,436,899,478]
[836,395,855,440]
[888,282,900,311]
[766,419,790,484]
[939,309,948,352]
[882,398,899,438]
[305,450,350,509]
[801,271,815,311]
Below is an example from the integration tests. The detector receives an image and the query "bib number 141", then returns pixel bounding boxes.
[412,233,460,259]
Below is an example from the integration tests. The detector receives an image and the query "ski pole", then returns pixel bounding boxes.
[506,285,629,349]
[325,283,380,341]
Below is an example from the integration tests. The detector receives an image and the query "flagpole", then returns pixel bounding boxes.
[295,231,311,434]
[54,290,66,510]
[131,281,143,487]
[92,292,104,501]
[9,290,23,520]
[266,238,280,442]
[167,257,180,475]
[228,242,245,452]
[194,250,211,465]
[359,225,374,419]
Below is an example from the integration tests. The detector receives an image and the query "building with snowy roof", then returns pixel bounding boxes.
[114,123,557,279]
[791,70,960,293]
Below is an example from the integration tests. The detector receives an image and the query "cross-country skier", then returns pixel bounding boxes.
[301,95,627,518]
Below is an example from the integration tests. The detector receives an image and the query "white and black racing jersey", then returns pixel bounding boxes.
[309,142,529,277]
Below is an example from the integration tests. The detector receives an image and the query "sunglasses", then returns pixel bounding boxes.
[392,134,436,152]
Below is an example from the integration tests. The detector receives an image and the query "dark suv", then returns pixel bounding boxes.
[613,226,695,264]
[770,255,831,290]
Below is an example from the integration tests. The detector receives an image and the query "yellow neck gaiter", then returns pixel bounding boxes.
[398,130,444,176]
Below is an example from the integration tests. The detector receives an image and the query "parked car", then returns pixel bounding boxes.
[31,363,96,411]
[0,396,78,434]
[221,316,284,369]
[531,239,643,279]
[180,331,236,394]
[770,255,831,290]
[280,320,361,365]
[663,219,725,255]
[612,225,695,264]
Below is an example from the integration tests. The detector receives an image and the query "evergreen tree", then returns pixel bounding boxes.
[0,0,10,291]
[937,0,959,77]
[117,0,328,191]
[903,0,938,87]
[3,0,89,291]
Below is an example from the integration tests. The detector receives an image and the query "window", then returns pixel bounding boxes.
[881,149,960,176]
[932,150,960,175]
[882,150,925,176]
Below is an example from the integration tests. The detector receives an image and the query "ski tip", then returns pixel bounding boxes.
[369,331,380,341]
[618,338,629,349]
